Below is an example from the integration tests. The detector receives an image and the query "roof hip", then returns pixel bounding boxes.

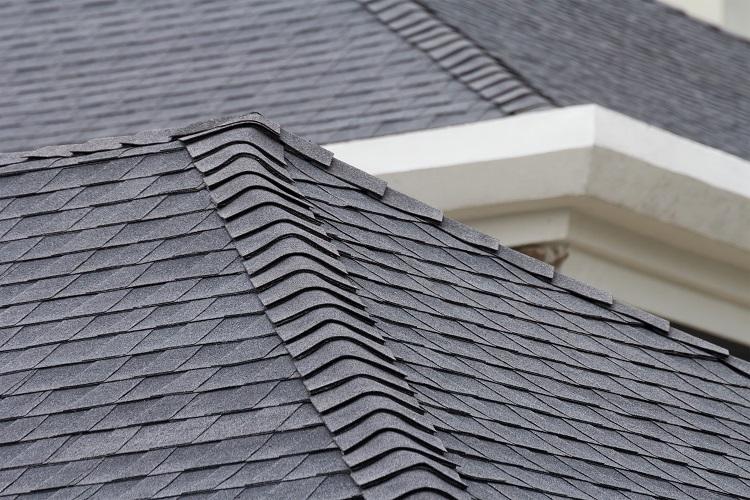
[1,109,732,364]
[179,119,470,499]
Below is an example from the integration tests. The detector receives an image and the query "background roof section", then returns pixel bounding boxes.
[420,0,750,160]
[0,0,507,152]
[7,0,750,159]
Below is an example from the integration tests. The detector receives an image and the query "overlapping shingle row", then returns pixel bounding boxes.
[358,0,551,114]
[282,141,750,498]
[3,0,750,166]
[417,0,750,160]
[0,0,505,153]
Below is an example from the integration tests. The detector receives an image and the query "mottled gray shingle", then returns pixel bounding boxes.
[419,0,750,161]
[0,140,352,498]
[1,116,748,499]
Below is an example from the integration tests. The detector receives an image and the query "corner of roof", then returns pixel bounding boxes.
[178,112,282,140]
[648,0,750,46]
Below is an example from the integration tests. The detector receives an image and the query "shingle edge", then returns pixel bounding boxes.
[610,301,671,333]
[668,327,729,357]
[552,273,613,305]
[726,355,750,377]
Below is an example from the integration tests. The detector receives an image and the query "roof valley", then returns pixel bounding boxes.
[358,0,554,114]
[179,121,469,499]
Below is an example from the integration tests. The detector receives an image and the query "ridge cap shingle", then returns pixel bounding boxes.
[358,0,553,114]
[2,108,732,365]
[179,120,469,498]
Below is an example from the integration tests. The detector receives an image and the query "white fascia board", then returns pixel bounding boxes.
[326,104,750,199]
[327,105,595,175]
[591,106,750,199]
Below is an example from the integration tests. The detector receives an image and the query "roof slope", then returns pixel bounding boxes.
[418,0,750,160]
[0,0,548,153]
[3,0,750,161]
[1,115,750,498]
[0,141,356,498]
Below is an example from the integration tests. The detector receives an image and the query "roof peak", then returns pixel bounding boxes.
[182,123,469,497]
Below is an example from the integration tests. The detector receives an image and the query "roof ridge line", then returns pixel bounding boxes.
[186,115,735,361]
[179,122,469,499]
[358,0,554,114]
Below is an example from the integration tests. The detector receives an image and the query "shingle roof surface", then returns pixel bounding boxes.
[2,0,750,161]
[1,115,749,499]
[418,0,750,160]
[0,141,356,499]
[0,0,540,153]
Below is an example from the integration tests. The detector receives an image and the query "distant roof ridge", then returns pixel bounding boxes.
[3,0,750,161]
[0,110,735,362]
[358,0,554,114]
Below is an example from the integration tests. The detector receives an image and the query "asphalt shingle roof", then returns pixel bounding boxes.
[416,0,750,160]
[0,0,545,153]
[2,0,749,161]
[0,115,749,499]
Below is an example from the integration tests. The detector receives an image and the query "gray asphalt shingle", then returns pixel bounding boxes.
[419,0,750,161]
[0,130,353,498]
[1,0,745,176]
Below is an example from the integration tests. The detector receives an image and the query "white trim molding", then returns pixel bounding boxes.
[325,105,750,345]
